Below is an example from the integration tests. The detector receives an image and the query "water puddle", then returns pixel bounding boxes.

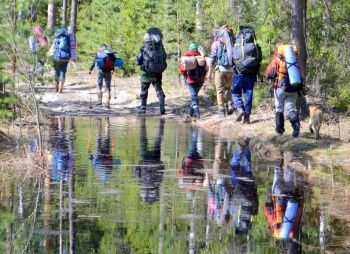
[0,116,349,253]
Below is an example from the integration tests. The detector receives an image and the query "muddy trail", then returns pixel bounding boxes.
[18,70,350,170]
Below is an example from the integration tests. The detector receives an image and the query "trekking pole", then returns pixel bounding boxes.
[88,75,93,109]
[113,72,117,99]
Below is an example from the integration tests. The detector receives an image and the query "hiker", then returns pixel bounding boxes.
[28,26,48,85]
[232,26,262,124]
[265,41,305,137]
[89,44,117,108]
[179,43,208,118]
[133,118,165,203]
[52,27,76,93]
[89,118,121,181]
[136,28,167,115]
[209,25,235,117]
[230,139,258,234]
[264,153,303,247]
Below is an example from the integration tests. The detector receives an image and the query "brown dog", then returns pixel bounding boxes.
[309,105,323,140]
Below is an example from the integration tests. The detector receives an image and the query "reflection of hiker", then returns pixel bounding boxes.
[50,117,72,183]
[136,28,167,115]
[52,27,76,93]
[209,25,235,117]
[179,43,207,119]
[232,26,262,124]
[133,118,165,203]
[29,26,48,85]
[265,42,305,137]
[207,139,232,225]
[90,118,121,181]
[89,44,117,108]
[230,139,258,234]
[264,153,303,251]
[177,127,204,198]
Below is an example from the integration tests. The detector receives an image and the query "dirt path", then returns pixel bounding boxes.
[33,70,350,169]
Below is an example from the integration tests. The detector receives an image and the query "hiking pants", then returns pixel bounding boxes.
[186,82,203,111]
[215,70,234,110]
[140,81,165,107]
[97,70,112,92]
[232,74,256,114]
[274,87,298,117]
[54,60,69,81]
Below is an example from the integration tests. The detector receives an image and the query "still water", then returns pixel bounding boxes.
[0,117,349,254]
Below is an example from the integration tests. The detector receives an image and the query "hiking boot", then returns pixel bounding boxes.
[189,106,194,117]
[193,106,200,119]
[138,106,146,115]
[275,112,285,134]
[235,109,244,122]
[227,104,234,115]
[289,112,300,137]
[243,113,250,124]
[58,81,64,93]
[218,109,225,117]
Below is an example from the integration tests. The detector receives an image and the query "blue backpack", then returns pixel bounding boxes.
[53,28,70,61]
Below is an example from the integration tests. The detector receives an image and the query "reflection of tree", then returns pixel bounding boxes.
[133,118,165,204]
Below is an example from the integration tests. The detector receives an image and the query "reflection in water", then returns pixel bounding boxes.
[133,118,165,204]
[264,152,303,254]
[90,117,121,181]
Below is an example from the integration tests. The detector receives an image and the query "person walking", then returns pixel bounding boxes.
[265,41,305,137]
[232,26,262,124]
[136,28,167,115]
[209,25,235,117]
[52,27,76,93]
[179,43,207,119]
[89,44,117,108]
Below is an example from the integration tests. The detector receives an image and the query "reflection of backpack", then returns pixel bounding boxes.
[217,29,235,67]
[142,28,167,73]
[96,51,116,71]
[53,28,70,61]
[233,26,262,75]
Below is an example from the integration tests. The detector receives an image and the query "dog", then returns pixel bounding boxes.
[309,105,323,140]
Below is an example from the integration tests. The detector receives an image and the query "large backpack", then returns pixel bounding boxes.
[96,50,116,71]
[233,26,262,75]
[188,64,207,82]
[53,28,71,61]
[217,29,235,67]
[142,28,167,74]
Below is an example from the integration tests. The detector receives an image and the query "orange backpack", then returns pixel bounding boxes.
[275,44,299,80]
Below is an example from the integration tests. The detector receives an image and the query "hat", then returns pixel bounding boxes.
[189,42,198,51]
[104,49,115,54]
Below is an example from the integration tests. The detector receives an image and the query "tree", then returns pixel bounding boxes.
[70,0,77,33]
[62,0,68,27]
[47,0,57,32]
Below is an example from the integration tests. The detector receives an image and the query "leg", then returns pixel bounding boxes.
[232,75,244,122]
[153,82,166,115]
[96,70,104,106]
[242,75,256,124]
[187,83,202,118]
[224,72,234,115]
[214,70,225,116]
[285,92,299,137]
[274,88,286,134]
[140,82,151,113]
[58,61,68,93]
[53,61,60,92]
[104,71,112,108]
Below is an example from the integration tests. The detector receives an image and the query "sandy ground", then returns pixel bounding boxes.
[16,69,350,170]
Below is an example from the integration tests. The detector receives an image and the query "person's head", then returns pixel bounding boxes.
[188,42,198,51]
[99,43,107,51]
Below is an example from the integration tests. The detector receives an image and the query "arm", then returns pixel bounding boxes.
[265,58,279,80]
[89,56,96,72]
[209,41,218,67]
[136,48,143,66]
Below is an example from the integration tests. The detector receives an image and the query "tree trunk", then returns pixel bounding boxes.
[62,0,68,27]
[47,0,56,32]
[12,0,17,77]
[70,0,77,33]
[195,0,203,31]
[290,0,308,119]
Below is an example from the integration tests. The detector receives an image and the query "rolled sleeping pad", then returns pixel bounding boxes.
[114,58,124,68]
[279,199,299,239]
[283,45,301,85]
[181,56,197,71]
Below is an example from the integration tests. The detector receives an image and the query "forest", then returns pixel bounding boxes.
[0,0,349,119]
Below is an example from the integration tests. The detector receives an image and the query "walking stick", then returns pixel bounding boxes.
[88,75,93,109]
[113,72,117,99]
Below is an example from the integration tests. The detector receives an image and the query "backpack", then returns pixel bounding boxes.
[188,58,207,82]
[96,50,116,71]
[276,44,301,86]
[233,26,262,75]
[142,28,167,74]
[217,29,235,67]
[53,28,70,61]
